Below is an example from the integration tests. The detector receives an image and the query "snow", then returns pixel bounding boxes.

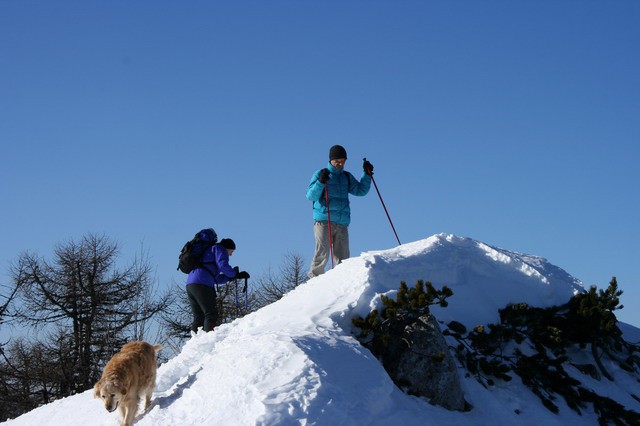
[3,233,638,426]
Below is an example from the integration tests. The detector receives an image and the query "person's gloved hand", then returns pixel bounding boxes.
[236,271,250,280]
[363,159,374,175]
[233,266,240,274]
[318,168,330,184]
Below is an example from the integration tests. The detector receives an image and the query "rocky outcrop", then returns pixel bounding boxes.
[352,280,467,411]
[379,313,467,411]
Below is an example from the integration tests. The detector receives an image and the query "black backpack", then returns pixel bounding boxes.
[177,228,218,273]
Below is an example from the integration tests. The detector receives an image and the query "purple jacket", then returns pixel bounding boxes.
[185,244,237,288]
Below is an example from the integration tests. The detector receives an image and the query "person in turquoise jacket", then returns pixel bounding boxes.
[306,145,373,278]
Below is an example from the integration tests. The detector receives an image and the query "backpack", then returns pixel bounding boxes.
[177,228,218,273]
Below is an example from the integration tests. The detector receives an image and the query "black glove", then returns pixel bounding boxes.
[363,159,374,175]
[318,168,330,184]
[233,266,240,274]
[236,271,250,280]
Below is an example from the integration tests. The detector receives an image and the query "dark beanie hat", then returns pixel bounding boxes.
[219,238,236,250]
[329,145,347,160]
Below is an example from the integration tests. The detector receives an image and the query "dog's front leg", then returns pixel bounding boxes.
[120,398,136,426]
[118,402,129,426]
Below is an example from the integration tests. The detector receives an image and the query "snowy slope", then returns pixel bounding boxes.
[4,234,638,426]
[358,234,584,328]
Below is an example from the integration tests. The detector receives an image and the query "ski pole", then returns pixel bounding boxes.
[243,277,248,311]
[364,158,401,246]
[324,187,335,269]
[234,279,239,317]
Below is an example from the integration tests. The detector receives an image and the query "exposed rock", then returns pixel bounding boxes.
[375,313,467,411]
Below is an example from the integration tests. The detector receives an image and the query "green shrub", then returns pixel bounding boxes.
[443,277,640,424]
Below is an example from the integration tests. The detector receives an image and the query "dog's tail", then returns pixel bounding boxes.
[153,344,163,352]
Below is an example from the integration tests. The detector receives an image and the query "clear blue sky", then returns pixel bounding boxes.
[2,1,639,327]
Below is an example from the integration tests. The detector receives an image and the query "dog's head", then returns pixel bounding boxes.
[94,377,127,412]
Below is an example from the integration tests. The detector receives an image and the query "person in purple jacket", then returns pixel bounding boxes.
[186,238,250,333]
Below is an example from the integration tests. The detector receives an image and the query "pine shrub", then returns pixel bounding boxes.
[443,277,640,424]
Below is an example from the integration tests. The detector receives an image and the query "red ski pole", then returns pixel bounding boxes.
[364,158,401,246]
[324,187,335,269]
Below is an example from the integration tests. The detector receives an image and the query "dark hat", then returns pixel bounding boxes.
[219,238,236,250]
[329,145,347,160]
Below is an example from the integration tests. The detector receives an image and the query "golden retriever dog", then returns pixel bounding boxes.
[94,341,162,426]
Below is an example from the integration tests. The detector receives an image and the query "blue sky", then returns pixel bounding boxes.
[1,1,639,328]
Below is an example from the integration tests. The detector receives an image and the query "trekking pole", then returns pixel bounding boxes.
[242,277,248,311]
[234,279,239,318]
[324,187,335,269]
[364,158,401,246]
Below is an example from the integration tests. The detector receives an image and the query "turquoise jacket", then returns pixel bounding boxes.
[306,162,372,226]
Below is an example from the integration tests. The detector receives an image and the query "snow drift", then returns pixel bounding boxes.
[4,233,638,426]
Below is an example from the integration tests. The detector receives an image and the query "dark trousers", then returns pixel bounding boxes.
[186,283,218,332]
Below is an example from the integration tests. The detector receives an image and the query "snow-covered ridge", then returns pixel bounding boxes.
[7,233,636,426]
[359,233,584,327]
